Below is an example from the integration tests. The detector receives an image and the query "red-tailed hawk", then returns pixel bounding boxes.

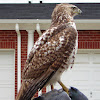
[16,3,82,100]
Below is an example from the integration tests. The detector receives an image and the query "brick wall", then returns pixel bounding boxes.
[78,30,100,49]
[0,30,28,98]
[0,30,100,98]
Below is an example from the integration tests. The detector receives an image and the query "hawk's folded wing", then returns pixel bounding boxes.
[16,26,77,100]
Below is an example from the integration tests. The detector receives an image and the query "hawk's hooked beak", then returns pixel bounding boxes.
[78,8,82,14]
[74,8,82,16]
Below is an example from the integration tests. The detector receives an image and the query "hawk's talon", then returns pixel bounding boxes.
[58,81,69,95]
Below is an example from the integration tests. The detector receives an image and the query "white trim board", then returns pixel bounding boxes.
[0,19,100,24]
[0,49,15,51]
[77,49,100,53]
[0,19,100,30]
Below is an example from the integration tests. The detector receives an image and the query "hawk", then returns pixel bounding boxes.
[16,3,82,100]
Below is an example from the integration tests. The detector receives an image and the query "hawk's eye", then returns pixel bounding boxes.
[72,7,76,10]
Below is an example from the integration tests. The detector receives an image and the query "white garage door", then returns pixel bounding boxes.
[0,50,15,100]
[55,49,100,100]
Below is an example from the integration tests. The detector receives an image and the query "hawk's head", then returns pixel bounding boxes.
[52,3,82,23]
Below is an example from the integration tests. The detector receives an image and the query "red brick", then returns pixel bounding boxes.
[78,30,100,49]
[42,87,46,93]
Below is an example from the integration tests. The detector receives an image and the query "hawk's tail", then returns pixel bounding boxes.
[15,69,55,100]
[15,80,35,100]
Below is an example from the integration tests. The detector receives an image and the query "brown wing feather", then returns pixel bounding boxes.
[22,26,77,79]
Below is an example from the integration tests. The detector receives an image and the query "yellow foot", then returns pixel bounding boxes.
[58,81,69,95]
